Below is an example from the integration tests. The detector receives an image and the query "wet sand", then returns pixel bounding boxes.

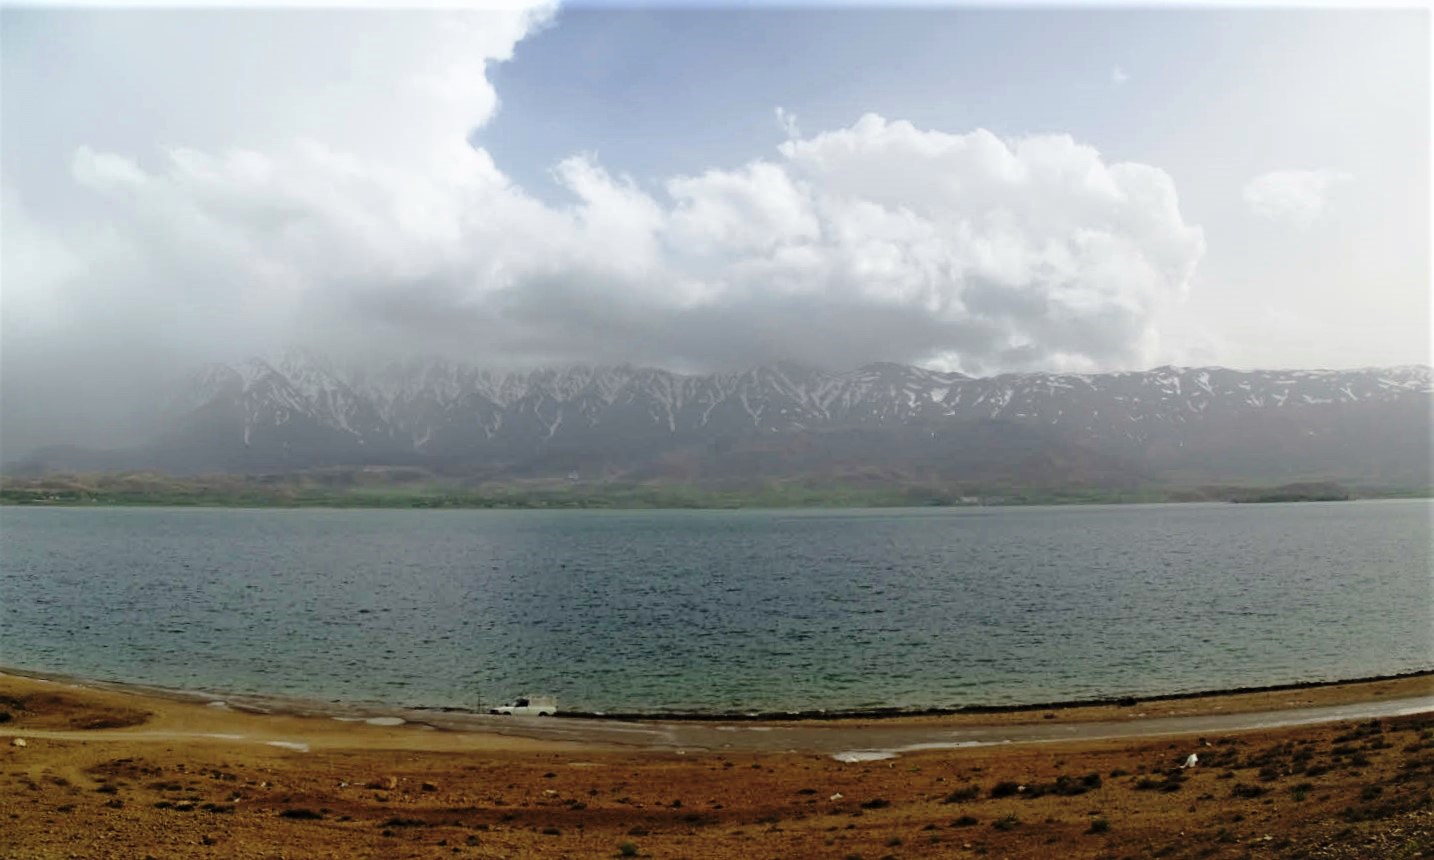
[4,668,1431,757]
[2,670,1432,858]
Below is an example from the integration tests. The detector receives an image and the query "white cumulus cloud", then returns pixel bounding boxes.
[3,7,1208,448]
[1242,168,1351,226]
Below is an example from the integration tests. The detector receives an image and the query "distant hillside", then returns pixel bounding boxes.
[10,355,1431,492]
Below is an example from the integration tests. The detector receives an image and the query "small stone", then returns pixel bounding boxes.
[420,781,438,792]
[11,738,27,747]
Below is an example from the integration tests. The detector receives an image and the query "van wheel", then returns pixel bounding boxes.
[538,712,550,717]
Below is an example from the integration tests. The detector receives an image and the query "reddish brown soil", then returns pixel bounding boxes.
[2,673,1432,859]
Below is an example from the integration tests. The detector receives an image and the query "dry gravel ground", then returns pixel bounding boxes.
[2,674,1432,859]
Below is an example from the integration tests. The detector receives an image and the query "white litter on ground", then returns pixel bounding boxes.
[831,750,897,763]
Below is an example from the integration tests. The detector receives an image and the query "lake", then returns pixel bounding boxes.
[1,501,1429,714]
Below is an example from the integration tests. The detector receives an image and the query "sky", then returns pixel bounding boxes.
[0,3,1429,454]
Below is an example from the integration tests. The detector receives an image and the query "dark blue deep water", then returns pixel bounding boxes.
[1,501,1429,713]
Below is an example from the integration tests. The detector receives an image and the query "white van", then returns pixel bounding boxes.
[488,695,557,716]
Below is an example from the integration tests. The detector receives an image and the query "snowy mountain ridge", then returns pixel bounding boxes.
[21,354,1431,485]
[175,353,1430,449]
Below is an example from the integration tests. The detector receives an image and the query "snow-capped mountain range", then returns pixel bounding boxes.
[19,353,1433,486]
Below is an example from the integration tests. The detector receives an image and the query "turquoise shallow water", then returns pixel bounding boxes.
[1,501,1429,714]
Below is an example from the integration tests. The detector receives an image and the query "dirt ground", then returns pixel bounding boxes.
[2,672,1432,859]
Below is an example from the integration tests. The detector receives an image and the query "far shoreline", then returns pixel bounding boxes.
[2,494,1430,513]
[3,472,1429,511]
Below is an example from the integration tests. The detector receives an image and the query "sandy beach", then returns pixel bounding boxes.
[3,670,1432,858]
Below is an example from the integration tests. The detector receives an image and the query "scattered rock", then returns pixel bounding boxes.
[11,738,27,747]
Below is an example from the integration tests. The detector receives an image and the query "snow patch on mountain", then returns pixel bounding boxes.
[152,354,1431,477]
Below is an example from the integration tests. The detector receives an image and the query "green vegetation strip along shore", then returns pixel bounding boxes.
[0,472,1425,510]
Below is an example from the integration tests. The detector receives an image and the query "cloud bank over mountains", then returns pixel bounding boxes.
[3,7,1205,377]
[1,6,1216,455]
